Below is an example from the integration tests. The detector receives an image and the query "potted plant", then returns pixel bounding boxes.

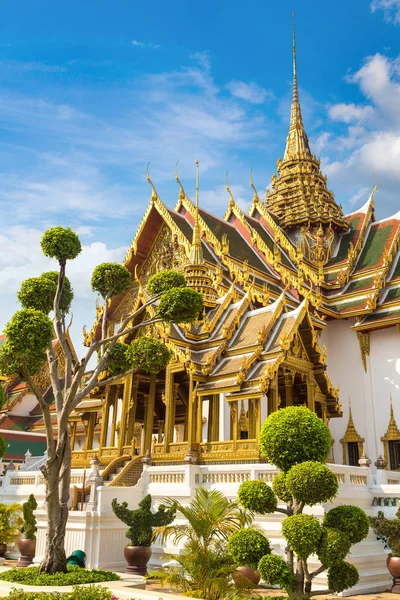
[371,509,400,593]
[0,503,22,557]
[228,527,270,586]
[17,494,38,567]
[112,494,175,575]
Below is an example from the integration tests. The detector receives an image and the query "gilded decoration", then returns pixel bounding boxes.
[381,397,400,469]
[340,401,364,465]
[139,225,188,283]
[357,332,370,372]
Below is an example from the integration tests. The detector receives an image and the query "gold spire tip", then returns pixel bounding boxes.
[195,159,199,211]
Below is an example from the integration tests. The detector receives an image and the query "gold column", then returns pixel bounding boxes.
[208,395,219,442]
[187,376,196,448]
[110,385,121,447]
[268,378,278,415]
[118,376,133,454]
[164,367,173,451]
[84,413,96,451]
[307,374,316,412]
[248,399,254,439]
[144,373,157,454]
[254,398,261,442]
[231,401,238,450]
[70,422,77,451]
[126,376,139,449]
[99,386,112,451]
[196,395,203,444]
[284,372,293,406]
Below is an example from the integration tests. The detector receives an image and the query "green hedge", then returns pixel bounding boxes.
[7,586,119,600]
[0,567,120,586]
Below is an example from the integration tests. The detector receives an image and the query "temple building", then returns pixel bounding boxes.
[68,33,400,477]
[2,28,400,479]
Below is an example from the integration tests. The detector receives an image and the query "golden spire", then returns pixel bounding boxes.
[250,168,260,203]
[189,159,203,264]
[146,163,158,202]
[226,171,235,208]
[175,161,186,201]
[284,13,311,161]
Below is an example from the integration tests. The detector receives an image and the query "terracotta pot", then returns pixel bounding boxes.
[17,538,36,568]
[233,566,260,587]
[387,554,400,593]
[124,545,152,576]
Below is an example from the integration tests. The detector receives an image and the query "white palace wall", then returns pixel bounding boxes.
[321,318,400,465]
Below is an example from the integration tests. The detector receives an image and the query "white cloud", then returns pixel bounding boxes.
[328,103,374,124]
[371,0,400,24]
[320,52,400,216]
[227,81,271,104]
[132,40,160,49]
[348,187,370,208]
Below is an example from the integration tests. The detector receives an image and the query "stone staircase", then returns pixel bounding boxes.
[106,456,143,487]
[70,455,143,509]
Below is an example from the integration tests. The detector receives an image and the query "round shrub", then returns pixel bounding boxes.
[5,309,53,355]
[282,514,322,559]
[257,554,293,591]
[18,272,73,315]
[317,527,351,567]
[259,406,331,472]
[104,342,130,376]
[3,309,53,377]
[328,561,359,593]
[147,270,186,296]
[323,505,369,545]
[91,263,131,298]
[41,226,82,262]
[158,287,203,323]
[286,461,339,506]
[126,337,171,373]
[238,480,277,515]
[272,472,293,504]
[228,528,271,569]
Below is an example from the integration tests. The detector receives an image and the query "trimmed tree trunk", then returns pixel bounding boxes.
[40,430,71,573]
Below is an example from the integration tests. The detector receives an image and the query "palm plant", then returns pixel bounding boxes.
[150,487,256,600]
[0,503,22,546]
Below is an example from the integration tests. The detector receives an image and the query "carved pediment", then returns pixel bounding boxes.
[140,225,189,282]
[113,225,189,320]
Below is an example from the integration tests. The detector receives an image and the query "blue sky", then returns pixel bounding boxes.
[1,0,400,349]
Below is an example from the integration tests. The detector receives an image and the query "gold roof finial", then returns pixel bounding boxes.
[250,168,260,203]
[146,163,158,202]
[370,172,378,208]
[175,161,186,201]
[226,171,235,208]
[284,13,311,161]
[189,159,203,264]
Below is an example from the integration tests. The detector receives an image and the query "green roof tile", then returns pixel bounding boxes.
[356,224,393,271]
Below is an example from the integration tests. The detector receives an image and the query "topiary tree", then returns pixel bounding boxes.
[111,495,176,546]
[0,226,203,574]
[371,508,400,556]
[21,494,38,540]
[237,406,369,598]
